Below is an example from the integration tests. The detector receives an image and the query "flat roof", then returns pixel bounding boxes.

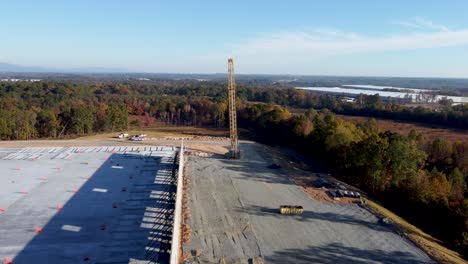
[0,146,176,263]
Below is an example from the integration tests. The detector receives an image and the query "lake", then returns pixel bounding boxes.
[296,86,468,103]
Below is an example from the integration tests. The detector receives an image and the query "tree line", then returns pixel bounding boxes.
[0,81,229,139]
[246,89,468,129]
[0,80,466,141]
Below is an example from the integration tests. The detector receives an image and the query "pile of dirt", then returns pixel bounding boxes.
[184,143,229,156]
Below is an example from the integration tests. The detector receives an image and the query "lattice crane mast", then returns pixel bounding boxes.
[227,58,240,158]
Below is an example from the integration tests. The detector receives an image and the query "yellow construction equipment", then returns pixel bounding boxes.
[227,58,240,159]
[279,205,304,215]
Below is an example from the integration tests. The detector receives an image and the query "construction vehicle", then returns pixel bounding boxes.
[279,205,304,215]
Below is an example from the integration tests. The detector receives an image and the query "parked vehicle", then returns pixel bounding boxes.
[328,190,342,200]
[129,136,144,141]
[117,133,129,138]
[268,163,281,169]
[337,184,347,190]
[313,178,327,187]
[379,217,391,225]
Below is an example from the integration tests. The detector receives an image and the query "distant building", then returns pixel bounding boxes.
[0,78,41,82]
[341,97,356,103]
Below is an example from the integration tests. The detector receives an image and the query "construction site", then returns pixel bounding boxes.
[0,60,435,264]
[182,62,432,262]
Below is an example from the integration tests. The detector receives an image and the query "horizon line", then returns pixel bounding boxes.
[1,71,468,80]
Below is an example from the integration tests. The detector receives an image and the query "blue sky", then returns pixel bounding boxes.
[1,0,468,77]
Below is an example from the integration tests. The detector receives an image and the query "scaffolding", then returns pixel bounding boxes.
[227,58,240,159]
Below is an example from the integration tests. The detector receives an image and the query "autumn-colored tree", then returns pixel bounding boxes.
[290,115,313,137]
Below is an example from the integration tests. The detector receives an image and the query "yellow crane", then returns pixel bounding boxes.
[227,58,240,158]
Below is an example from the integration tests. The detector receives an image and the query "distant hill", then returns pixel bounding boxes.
[0,63,467,92]
[0,62,47,72]
[0,62,127,73]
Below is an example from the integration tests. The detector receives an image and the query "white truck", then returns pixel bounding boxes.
[117,133,129,138]
[129,135,144,141]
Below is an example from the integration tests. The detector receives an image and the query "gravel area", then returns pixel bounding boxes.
[183,142,434,264]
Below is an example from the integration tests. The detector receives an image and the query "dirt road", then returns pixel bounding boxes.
[183,142,434,264]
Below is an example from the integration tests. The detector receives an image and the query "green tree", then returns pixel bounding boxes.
[213,102,227,127]
[69,107,94,135]
[386,137,426,188]
[324,120,363,151]
[448,168,466,205]
[349,134,389,192]
[36,109,59,138]
[428,138,454,171]
[0,110,15,139]
[14,109,37,140]
[106,104,128,131]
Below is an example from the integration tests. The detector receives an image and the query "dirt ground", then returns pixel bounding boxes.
[0,137,230,154]
[183,142,433,264]
[264,146,361,204]
[0,125,232,161]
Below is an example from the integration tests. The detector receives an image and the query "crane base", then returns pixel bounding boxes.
[227,149,241,159]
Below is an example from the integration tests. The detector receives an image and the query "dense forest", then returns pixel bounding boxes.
[0,80,467,256]
[0,80,466,141]
[3,72,468,94]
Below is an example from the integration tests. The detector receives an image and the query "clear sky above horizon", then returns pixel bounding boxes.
[1,0,468,77]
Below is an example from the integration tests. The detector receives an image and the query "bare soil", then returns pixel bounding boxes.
[0,127,230,155]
